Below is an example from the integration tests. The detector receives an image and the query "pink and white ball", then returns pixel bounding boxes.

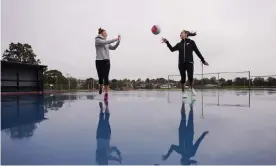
[151,25,161,35]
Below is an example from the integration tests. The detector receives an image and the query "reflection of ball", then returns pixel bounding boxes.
[151,25,161,35]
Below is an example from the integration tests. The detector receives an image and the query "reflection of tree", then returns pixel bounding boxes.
[44,95,65,111]
[267,90,276,95]
[44,95,78,111]
[235,91,249,96]
[4,124,37,139]
[87,95,95,100]
[1,95,46,140]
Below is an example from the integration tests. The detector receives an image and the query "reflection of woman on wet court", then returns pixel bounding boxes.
[96,101,122,165]
[162,101,209,165]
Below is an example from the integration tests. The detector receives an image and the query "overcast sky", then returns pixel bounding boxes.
[2,0,276,80]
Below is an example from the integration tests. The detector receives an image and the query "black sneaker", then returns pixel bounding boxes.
[99,87,102,94]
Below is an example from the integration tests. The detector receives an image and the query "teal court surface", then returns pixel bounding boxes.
[1,90,276,165]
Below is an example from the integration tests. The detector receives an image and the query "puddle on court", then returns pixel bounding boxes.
[1,90,276,165]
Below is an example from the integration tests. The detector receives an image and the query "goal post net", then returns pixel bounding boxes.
[168,71,250,89]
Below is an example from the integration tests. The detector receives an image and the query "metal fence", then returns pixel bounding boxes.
[168,71,276,90]
[42,72,276,92]
[43,83,97,92]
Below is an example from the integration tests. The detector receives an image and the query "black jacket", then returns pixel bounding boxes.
[165,38,205,64]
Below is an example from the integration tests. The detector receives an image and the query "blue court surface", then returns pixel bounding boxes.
[1,90,276,165]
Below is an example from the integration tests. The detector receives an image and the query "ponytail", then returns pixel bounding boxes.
[183,30,197,37]
[98,28,105,34]
[188,31,197,37]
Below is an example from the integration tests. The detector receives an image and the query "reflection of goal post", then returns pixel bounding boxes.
[168,71,251,89]
[167,88,251,107]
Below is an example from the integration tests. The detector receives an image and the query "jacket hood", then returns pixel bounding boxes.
[96,34,105,39]
[180,38,191,42]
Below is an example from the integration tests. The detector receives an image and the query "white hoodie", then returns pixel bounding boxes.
[95,35,120,60]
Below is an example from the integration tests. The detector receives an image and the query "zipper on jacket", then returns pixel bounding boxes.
[183,40,186,63]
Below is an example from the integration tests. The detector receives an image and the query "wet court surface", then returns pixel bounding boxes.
[1,90,276,165]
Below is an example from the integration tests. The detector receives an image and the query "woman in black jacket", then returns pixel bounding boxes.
[161,30,209,98]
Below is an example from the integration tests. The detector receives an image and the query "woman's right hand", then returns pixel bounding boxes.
[203,61,209,66]
[161,37,167,43]
[162,155,168,160]
[117,35,121,41]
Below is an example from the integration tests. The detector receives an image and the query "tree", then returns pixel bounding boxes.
[202,78,210,85]
[226,79,233,86]
[67,77,78,90]
[144,78,150,89]
[253,77,265,86]
[218,78,226,86]
[131,80,136,88]
[2,42,41,64]
[110,79,118,90]
[210,76,217,84]
[156,78,166,85]
[43,70,68,90]
[267,77,276,86]
[234,77,248,86]
[81,78,97,89]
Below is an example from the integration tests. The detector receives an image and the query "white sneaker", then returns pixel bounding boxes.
[191,88,196,96]
[182,92,187,99]
[190,99,196,108]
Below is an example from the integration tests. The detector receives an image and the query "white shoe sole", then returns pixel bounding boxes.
[192,89,196,96]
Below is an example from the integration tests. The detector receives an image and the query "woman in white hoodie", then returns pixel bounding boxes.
[95,28,120,100]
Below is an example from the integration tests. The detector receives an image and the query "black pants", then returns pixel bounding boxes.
[178,62,194,84]
[96,60,110,85]
[96,112,111,139]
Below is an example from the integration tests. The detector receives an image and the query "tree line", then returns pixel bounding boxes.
[2,42,276,90]
[71,76,276,90]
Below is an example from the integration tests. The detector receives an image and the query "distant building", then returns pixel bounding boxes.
[160,83,180,89]
[1,61,47,94]
[136,83,147,89]
[204,84,218,87]
[152,84,159,88]
[77,79,86,88]
[160,84,171,89]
